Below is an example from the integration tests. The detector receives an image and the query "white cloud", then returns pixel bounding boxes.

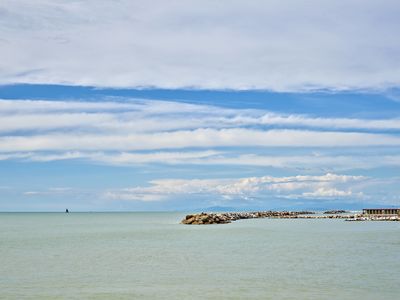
[254,114,400,131]
[0,99,210,114]
[3,150,400,172]
[22,187,78,198]
[0,112,115,132]
[24,151,87,162]
[0,152,32,160]
[90,150,221,165]
[23,191,40,196]
[1,98,400,174]
[103,190,167,202]
[302,188,358,198]
[1,129,400,152]
[104,173,366,202]
[2,99,400,136]
[0,99,140,113]
[1,1,400,90]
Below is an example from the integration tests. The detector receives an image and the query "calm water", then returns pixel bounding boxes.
[1,212,399,299]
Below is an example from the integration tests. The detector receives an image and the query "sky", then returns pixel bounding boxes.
[0,0,399,211]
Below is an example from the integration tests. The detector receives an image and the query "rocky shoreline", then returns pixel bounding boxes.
[181,211,400,225]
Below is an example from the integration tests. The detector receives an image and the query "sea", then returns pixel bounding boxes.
[1,212,399,299]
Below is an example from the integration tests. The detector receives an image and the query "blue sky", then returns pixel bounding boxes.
[0,1,400,211]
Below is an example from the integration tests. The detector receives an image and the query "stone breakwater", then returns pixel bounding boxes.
[181,211,400,224]
[323,210,348,214]
[181,211,315,225]
[346,215,400,221]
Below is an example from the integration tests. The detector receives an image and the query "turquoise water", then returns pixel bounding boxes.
[1,212,399,299]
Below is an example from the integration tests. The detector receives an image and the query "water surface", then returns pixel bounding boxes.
[1,212,399,299]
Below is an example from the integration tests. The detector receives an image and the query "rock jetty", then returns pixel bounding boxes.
[181,211,315,225]
[323,210,348,214]
[345,215,400,221]
[181,211,400,224]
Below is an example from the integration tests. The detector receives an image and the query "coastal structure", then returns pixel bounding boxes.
[181,210,400,225]
[362,208,400,215]
[180,211,348,225]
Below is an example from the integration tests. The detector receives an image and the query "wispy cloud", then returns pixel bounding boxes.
[1,129,400,152]
[1,1,400,90]
[1,98,400,173]
[301,188,358,198]
[2,99,400,134]
[3,151,400,172]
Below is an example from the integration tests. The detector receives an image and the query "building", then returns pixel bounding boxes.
[363,208,400,215]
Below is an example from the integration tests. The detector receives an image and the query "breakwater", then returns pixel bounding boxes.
[323,210,348,214]
[181,211,400,224]
[346,215,400,221]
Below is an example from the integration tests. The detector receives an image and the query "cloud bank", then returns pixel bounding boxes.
[1,0,400,90]
[104,173,366,202]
